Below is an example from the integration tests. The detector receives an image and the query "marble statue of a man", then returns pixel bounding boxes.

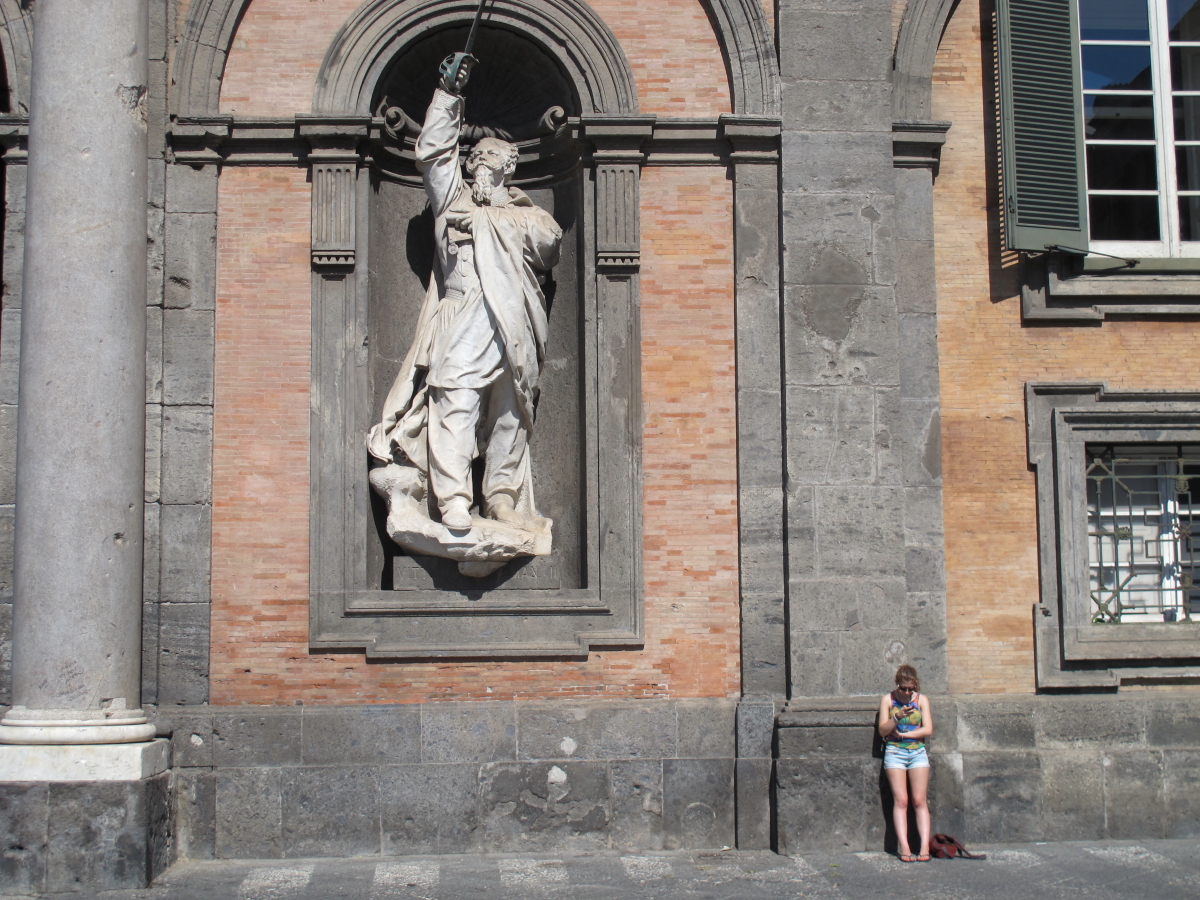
[367,62,563,574]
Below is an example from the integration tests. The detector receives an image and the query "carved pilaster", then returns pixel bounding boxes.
[583,117,653,272]
[299,117,369,268]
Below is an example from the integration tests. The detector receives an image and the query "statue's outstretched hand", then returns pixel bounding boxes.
[439,53,475,94]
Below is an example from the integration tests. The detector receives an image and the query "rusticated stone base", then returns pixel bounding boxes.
[0,771,172,895]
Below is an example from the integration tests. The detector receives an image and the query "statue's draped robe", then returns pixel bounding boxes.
[368,89,561,516]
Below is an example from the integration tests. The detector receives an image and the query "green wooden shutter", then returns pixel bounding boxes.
[996,0,1089,252]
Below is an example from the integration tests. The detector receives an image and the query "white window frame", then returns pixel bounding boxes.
[1082,0,1200,257]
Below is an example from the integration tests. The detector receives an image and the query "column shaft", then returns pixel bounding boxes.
[2,0,151,743]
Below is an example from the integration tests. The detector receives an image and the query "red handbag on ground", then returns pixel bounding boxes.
[931,833,987,860]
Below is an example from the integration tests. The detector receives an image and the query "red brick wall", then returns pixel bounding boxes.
[933,0,1200,693]
[219,0,731,117]
[209,165,739,704]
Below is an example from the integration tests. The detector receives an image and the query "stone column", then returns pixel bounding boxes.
[0,0,155,745]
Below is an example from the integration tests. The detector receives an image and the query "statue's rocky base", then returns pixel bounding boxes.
[370,463,552,578]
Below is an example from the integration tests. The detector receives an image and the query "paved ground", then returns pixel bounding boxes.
[19,840,1200,900]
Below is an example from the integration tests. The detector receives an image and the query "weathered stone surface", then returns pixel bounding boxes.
[736,389,784,489]
[788,631,840,697]
[141,599,159,707]
[736,701,776,759]
[421,702,516,764]
[170,772,214,864]
[776,757,874,853]
[1037,699,1145,750]
[164,212,217,310]
[609,759,663,850]
[165,709,215,768]
[0,782,47,894]
[662,758,735,850]
[161,406,213,505]
[814,486,905,579]
[145,403,162,504]
[480,761,610,851]
[0,308,21,406]
[1104,752,1165,839]
[166,164,219,215]
[739,595,787,697]
[874,387,903,486]
[785,486,816,580]
[302,706,421,766]
[1146,698,1200,747]
[46,781,150,892]
[677,700,736,759]
[143,502,161,603]
[899,314,939,401]
[516,702,675,761]
[895,240,937,313]
[0,601,11,706]
[787,386,875,485]
[281,767,381,858]
[961,752,1043,843]
[904,547,944,592]
[901,399,942,485]
[781,79,892,133]
[927,751,964,840]
[212,710,301,767]
[215,767,281,859]
[903,486,944,547]
[957,702,1036,751]
[0,405,14,507]
[777,724,874,757]
[1041,751,1104,841]
[736,758,773,850]
[784,285,899,388]
[157,601,209,706]
[162,309,215,406]
[160,503,211,605]
[379,764,481,854]
[1163,750,1200,838]
[782,133,893,195]
[777,6,892,83]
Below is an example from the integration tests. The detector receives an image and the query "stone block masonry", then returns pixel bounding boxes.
[162,699,740,857]
[209,165,739,703]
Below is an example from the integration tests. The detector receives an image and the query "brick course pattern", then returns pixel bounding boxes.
[933,0,1200,694]
[209,165,739,704]
[218,0,732,117]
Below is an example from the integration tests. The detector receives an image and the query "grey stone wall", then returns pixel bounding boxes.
[775,694,1200,853]
[160,699,743,859]
[777,0,949,698]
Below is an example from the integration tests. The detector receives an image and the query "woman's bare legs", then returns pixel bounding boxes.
[908,766,931,859]
[885,767,912,859]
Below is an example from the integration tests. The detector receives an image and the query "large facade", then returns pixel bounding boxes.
[0,0,1197,892]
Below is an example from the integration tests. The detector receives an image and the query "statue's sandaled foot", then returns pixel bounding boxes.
[441,500,473,532]
[487,497,549,532]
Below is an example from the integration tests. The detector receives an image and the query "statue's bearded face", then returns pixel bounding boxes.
[468,138,518,204]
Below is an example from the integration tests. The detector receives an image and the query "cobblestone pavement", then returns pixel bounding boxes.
[17,840,1200,900]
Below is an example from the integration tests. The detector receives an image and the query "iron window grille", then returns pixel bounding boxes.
[1086,445,1200,623]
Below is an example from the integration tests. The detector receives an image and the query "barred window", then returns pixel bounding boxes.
[1087,445,1200,622]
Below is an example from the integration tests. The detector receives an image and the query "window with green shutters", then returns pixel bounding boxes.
[999,0,1200,257]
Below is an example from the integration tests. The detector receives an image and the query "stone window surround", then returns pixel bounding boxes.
[1026,382,1200,688]
[1022,251,1200,321]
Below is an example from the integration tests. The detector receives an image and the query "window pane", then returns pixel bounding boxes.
[1178,194,1200,238]
[1086,143,1159,188]
[1169,0,1200,39]
[1173,95,1200,141]
[1171,45,1200,89]
[1083,45,1154,90]
[1176,143,1200,188]
[1086,94,1156,139]
[1081,0,1151,41]
[1089,194,1161,239]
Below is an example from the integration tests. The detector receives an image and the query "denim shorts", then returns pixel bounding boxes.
[883,743,929,770]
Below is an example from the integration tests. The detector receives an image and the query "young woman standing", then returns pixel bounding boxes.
[877,664,934,862]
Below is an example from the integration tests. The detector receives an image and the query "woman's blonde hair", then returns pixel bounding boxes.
[894,664,920,691]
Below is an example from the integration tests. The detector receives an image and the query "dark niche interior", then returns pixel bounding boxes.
[371,25,580,183]
[365,27,585,595]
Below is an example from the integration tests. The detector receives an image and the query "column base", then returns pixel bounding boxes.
[0,738,169,782]
[0,706,158,745]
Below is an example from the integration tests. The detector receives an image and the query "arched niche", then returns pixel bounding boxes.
[0,0,32,115]
[307,0,650,659]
